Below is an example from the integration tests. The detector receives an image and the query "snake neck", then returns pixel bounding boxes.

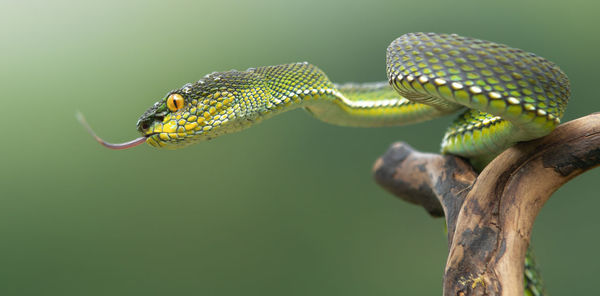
[240,63,517,165]
[250,63,528,168]
[250,63,457,128]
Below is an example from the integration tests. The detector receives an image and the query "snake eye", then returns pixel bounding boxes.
[167,93,185,112]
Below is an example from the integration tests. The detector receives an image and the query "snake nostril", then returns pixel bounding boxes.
[137,114,164,133]
[140,121,151,131]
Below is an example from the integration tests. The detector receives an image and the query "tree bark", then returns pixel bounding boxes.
[372,113,600,296]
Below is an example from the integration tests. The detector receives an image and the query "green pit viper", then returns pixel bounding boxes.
[79,32,569,295]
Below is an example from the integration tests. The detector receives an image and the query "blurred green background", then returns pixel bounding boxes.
[1,0,599,295]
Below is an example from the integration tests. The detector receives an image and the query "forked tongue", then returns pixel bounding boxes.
[76,111,146,150]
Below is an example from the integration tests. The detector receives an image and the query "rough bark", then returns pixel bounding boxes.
[372,113,600,296]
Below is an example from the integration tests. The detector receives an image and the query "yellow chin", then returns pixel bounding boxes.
[145,132,204,149]
[144,118,197,148]
[145,134,166,148]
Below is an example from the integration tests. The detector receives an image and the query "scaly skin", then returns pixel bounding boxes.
[135,33,569,295]
[136,63,452,147]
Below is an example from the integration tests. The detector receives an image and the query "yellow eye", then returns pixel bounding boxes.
[167,93,184,112]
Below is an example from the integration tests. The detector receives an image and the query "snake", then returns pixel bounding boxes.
[79,33,569,295]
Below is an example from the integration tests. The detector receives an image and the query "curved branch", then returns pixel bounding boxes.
[372,113,600,296]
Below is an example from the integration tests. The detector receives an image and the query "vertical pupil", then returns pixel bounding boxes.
[168,94,183,111]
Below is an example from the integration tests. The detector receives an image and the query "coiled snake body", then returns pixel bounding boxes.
[80,33,569,295]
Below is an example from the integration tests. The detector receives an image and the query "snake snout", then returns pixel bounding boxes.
[136,117,153,134]
[136,113,164,134]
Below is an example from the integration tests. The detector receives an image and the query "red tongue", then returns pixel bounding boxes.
[76,111,147,150]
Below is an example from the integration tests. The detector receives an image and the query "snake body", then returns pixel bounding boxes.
[136,33,568,167]
[85,33,570,295]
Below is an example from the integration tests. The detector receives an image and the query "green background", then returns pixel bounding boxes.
[2,0,599,294]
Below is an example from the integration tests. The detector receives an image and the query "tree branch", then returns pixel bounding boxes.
[372,113,600,296]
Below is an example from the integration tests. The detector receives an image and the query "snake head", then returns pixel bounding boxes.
[136,72,261,149]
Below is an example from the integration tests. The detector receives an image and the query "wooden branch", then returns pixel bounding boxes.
[372,113,600,296]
